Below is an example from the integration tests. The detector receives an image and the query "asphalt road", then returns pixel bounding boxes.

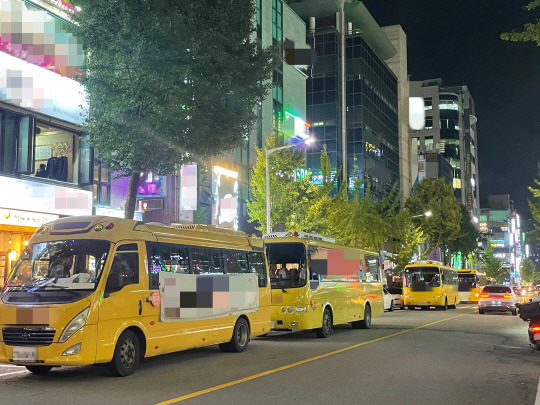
[1,302,539,405]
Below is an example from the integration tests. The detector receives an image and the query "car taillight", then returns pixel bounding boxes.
[531,326,540,332]
[480,294,489,298]
[503,295,513,299]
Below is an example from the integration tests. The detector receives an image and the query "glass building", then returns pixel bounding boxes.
[288,0,400,199]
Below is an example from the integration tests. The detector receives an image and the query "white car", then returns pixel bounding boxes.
[383,288,394,312]
[478,285,517,315]
[387,287,404,309]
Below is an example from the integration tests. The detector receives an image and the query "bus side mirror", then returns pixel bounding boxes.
[308,246,318,256]
[104,272,123,297]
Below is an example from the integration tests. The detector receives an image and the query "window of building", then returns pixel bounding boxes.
[93,155,111,204]
[272,0,282,42]
[425,116,433,129]
[424,97,432,110]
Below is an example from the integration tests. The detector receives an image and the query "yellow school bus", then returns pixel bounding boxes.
[0,216,270,376]
[403,261,459,310]
[458,269,488,302]
[263,232,384,337]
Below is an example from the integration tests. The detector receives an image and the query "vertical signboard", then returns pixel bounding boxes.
[180,163,198,211]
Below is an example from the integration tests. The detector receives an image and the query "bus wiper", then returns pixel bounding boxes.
[41,285,80,294]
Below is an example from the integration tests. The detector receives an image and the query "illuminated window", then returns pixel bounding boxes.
[453,178,461,189]
[424,97,432,110]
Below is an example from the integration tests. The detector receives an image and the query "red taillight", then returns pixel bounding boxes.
[503,295,513,299]
[531,326,540,332]
[480,294,489,298]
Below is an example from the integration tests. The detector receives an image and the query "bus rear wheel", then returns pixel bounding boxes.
[108,329,140,377]
[358,304,371,329]
[25,365,53,374]
[219,317,250,352]
[440,299,448,311]
[316,308,332,338]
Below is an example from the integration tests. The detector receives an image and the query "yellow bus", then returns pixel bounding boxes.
[403,261,459,310]
[263,231,384,337]
[486,276,496,285]
[458,269,488,303]
[0,216,271,376]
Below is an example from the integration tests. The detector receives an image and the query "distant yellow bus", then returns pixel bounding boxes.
[263,232,384,337]
[403,261,459,310]
[486,276,496,285]
[458,269,488,302]
[0,216,270,376]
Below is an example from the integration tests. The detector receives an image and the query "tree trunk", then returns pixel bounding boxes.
[124,172,142,219]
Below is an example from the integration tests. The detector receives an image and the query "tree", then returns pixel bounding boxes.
[404,178,462,264]
[483,243,506,282]
[501,0,540,46]
[520,258,539,283]
[528,163,540,242]
[390,209,427,275]
[247,133,310,234]
[73,0,278,218]
[446,205,482,268]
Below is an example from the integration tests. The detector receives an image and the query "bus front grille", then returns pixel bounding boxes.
[2,327,56,346]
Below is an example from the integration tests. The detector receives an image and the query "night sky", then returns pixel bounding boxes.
[362,0,540,225]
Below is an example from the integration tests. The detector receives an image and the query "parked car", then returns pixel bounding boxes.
[478,285,517,315]
[387,287,404,309]
[383,288,394,312]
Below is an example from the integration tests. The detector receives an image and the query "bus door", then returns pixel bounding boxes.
[97,242,145,358]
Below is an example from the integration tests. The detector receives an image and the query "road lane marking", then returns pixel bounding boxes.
[155,313,469,405]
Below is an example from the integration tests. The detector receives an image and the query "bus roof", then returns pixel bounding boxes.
[457,269,486,275]
[262,234,378,256]
[31,215,261,250]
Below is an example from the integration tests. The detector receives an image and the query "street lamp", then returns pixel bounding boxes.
[412,211,432,219]
[266,138,314,234]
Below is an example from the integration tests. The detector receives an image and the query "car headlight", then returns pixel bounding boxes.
[59,308,89,343]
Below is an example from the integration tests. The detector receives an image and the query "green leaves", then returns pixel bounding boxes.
[73,0,278,217]
[500,0,540,46]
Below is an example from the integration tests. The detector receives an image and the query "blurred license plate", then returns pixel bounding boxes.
[491,301,501,305]
[12,347,36,362]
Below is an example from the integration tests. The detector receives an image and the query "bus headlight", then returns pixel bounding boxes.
[59,308,89,343]
[295,306,307,312]
[287,307,294,313]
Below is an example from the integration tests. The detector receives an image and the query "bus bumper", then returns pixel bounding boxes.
[271,305,316,330]
[0,325,97,367]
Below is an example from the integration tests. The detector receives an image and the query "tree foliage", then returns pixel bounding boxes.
[446,204,482,266]
[482,243,506,282]
[528,163,540,242]
[73,0,278,218]
[390,209,427,274]
[520,258,539,283]
[247,133,311,234]
[501,0,540,46]
[404,178,462,264]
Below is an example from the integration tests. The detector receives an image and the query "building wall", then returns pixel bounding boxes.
[381,25,409,200]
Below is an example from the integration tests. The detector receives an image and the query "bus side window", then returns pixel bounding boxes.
[190,248,210,274]
[209,250,224,274]
[247,251,267,287]
[223,251,239,274]
[236,252,249,273]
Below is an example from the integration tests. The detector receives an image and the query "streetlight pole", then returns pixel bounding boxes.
[266,140,313,234]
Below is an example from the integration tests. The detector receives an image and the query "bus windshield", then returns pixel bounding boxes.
[266,242,307,289]
[404,267,440,291]
[2,240,110,302]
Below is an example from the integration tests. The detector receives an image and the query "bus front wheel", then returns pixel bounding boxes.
[316,308,332,338]
[219,317,250,353]
[358,304,371,329]
[108,330,140,377]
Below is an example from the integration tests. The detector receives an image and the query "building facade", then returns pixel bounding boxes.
[287,0,400,200]
[409,78,480,219]
[0,0,94,286]
[479,194,523,282]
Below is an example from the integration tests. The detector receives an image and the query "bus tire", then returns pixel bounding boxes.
[440,298,448,311]
[449,298,457,309]
[408,305,415,310]
[25,365,53,374]
[316,308,332,338]
[108,330,140,377]
[219,317,250,353]
[358,304,371,329]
